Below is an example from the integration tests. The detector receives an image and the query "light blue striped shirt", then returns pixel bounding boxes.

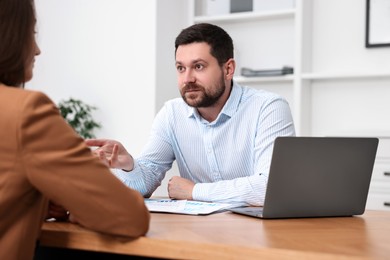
[114,82,295,206]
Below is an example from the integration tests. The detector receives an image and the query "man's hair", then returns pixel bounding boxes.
[0,0,36,87]
[175,23,234,66]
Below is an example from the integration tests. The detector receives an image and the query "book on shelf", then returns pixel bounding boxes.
[241,66,293,77]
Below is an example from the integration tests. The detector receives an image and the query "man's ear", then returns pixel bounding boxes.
[225,58,236,79]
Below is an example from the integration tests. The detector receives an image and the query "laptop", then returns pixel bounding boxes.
[230,136,379,219]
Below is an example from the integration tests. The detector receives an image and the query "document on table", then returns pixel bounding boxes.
[144,198,237,215]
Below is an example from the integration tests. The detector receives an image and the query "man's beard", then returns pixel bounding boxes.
[181,75,225,108]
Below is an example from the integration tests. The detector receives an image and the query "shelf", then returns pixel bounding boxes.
[325,131,390,139]
[235,72,390,83]
[194,9,295,23]
[301,72,390,80]
[234,75,294,83]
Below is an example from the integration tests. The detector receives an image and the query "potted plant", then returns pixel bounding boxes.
[57,98,101,138]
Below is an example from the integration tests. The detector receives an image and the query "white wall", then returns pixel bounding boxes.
[29,0,157,156]
[155,1,190,111]
[309,0,390,136]
[311,0,390,73]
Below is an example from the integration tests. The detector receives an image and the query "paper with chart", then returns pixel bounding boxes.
[144,198,236,215]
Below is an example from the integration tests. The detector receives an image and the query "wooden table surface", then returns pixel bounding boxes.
[40,210,390,259]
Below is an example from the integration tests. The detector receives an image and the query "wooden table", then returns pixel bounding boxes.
[40,210,390,259]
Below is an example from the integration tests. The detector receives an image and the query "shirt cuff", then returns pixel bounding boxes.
[112,165,147,195]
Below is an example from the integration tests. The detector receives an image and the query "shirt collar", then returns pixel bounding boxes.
[220,81,241,118]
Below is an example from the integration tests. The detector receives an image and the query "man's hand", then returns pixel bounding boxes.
[85,139,134,171]
[168,176,195,200]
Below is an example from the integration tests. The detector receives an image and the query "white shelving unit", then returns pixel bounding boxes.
[189,0,390,211]
[193,9,295,23]
[301,72,390,80]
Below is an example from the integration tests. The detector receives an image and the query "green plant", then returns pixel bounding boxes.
[57,98,101,138]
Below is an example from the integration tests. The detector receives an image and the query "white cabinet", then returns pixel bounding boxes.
[189,0,390,210]
[367,138,390,211]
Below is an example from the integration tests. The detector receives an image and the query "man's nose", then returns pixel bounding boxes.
[183,69,195,84]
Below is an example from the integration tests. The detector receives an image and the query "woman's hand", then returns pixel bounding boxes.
[46,201,69,221]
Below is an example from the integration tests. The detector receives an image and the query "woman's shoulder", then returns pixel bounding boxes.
[0,86,49,100]
[0,87,56,115]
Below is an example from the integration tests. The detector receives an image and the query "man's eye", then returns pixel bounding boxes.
[176,66,184,72]
[195,64,204,70]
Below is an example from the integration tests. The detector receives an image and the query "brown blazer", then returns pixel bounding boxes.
[0,86,150,260]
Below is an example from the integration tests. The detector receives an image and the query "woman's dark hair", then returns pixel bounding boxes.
[175,23,234,66]
[0,0,36,87]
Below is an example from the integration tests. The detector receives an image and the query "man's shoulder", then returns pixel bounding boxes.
[239,84,285,102]
[161,97,192,117]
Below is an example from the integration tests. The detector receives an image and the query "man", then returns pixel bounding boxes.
[87,23,295,206]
